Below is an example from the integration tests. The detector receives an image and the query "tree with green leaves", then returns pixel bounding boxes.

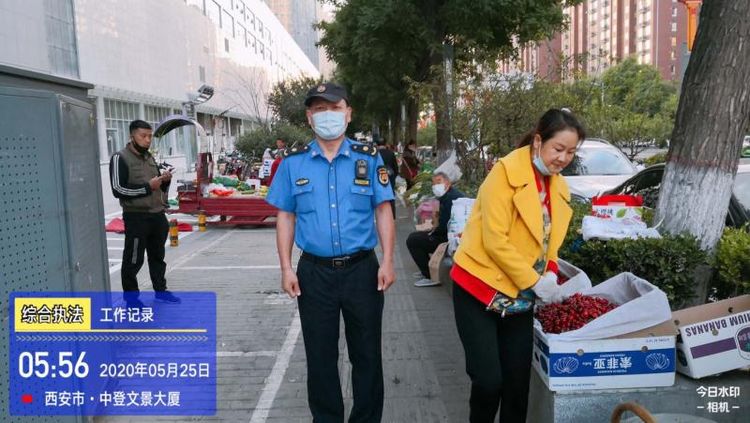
[318,0,584,162]
[584,58,677,159]
[235,122,312,159]
[268,76,322,128]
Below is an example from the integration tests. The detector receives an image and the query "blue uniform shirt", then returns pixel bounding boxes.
[266,138,395,257]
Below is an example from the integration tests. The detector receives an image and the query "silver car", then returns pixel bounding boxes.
[562,138,638,200]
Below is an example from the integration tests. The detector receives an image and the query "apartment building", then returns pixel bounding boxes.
[503,0,692,81]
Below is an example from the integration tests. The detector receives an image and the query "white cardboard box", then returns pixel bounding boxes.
[672,295,750,379]
[532,270,676,391]
[532,321,676,391]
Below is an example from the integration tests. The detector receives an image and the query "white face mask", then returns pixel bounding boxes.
[533,144,552,176]
[311,110,347,141]
[432,183,447,198]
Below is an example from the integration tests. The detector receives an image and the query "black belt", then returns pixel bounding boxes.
[301,249,374,269]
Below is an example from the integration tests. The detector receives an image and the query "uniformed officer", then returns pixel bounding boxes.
[266,82,396,423]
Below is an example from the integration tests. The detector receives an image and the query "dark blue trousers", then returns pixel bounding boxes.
[297,253,384,423]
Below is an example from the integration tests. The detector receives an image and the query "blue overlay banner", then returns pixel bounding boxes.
[9,291,216,416]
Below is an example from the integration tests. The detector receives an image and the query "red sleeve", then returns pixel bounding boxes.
[450,264,497,305]
[269,157,281,184]
[546,260,559,275]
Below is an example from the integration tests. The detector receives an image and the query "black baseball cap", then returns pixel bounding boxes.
[304,82,349,107]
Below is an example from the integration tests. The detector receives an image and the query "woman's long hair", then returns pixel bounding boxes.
[517,109,586,148]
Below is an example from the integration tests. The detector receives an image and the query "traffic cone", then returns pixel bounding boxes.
[169,219,179,247]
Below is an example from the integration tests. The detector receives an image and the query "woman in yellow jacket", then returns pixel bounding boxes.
[451,109,585,423]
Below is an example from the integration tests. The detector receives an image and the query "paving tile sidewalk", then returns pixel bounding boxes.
[97,208,471,422]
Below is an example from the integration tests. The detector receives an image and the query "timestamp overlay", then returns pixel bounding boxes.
[9,292,216,416]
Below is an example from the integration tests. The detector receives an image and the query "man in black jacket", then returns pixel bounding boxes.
[407,171,465,287]
[109,120,180,306]
[376,138,398,218]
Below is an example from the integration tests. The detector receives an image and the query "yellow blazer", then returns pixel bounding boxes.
[453,145,573,298]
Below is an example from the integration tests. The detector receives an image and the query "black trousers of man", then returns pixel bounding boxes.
[452,282,534,423]
[297,252,384,423]
[121,212,169,292]
[406,231,443,278]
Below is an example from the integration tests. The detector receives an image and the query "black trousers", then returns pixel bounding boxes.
[121,212,169,293]
[452,282,534,423]
[406,231,443,278]
[297,252,384,423]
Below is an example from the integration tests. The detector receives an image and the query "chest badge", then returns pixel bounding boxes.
[295,178,309,186]
[377,166,389,186]
[354,159,370,186]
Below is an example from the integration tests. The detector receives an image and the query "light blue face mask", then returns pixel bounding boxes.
[533,149,552,176]
[311,110,347,141]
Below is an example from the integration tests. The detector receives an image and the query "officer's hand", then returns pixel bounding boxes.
[148,176,162,190]
[161,170,173,182]
[377,260,396,292]
[281,268,301,298]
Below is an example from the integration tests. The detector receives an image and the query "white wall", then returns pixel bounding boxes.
[0,0,79,78]
[0,1,47,72]
[75,0,317,113]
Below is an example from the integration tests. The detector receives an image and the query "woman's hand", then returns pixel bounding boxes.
[531,272,563,304]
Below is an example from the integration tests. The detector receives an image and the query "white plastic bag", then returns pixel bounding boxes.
[557,259,592,298]
[539,272,672,341]
[434,151,462,182]
[447,197,475,254]
[582,215,661,241]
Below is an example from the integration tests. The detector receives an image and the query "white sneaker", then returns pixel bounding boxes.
[414,278,441,287]
[412,271,425,279]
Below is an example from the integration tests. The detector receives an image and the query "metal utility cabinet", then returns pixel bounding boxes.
[0,66,109,422]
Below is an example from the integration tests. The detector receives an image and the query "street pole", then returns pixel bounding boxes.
[442,41,454,165]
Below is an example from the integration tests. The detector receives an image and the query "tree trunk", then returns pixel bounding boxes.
[656,0,750,254]
[389,109,402,147]
[424,46,451,165]
[406,94,419,145]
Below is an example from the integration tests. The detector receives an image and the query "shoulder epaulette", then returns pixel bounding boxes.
[282,145,310,158]
[351,143,377,157]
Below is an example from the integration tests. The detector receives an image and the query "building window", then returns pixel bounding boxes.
[145,105,171,131]
[44,0,79,78]
[672,36,677,47]
[237,24,247,46]
[246,8,255,28]
[223,10,234,37]
[208,1,221,27]
[145,105,174,155]
[104,99,140,155]
[199,66,205,82]
[671,22,677,32]
[224,38,230,53]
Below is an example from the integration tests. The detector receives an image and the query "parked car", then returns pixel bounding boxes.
[562,138,639,201]
[742,136,750,158]
[603,163,750,228]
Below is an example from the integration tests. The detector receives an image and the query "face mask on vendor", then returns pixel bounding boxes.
[431,174,450,198]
